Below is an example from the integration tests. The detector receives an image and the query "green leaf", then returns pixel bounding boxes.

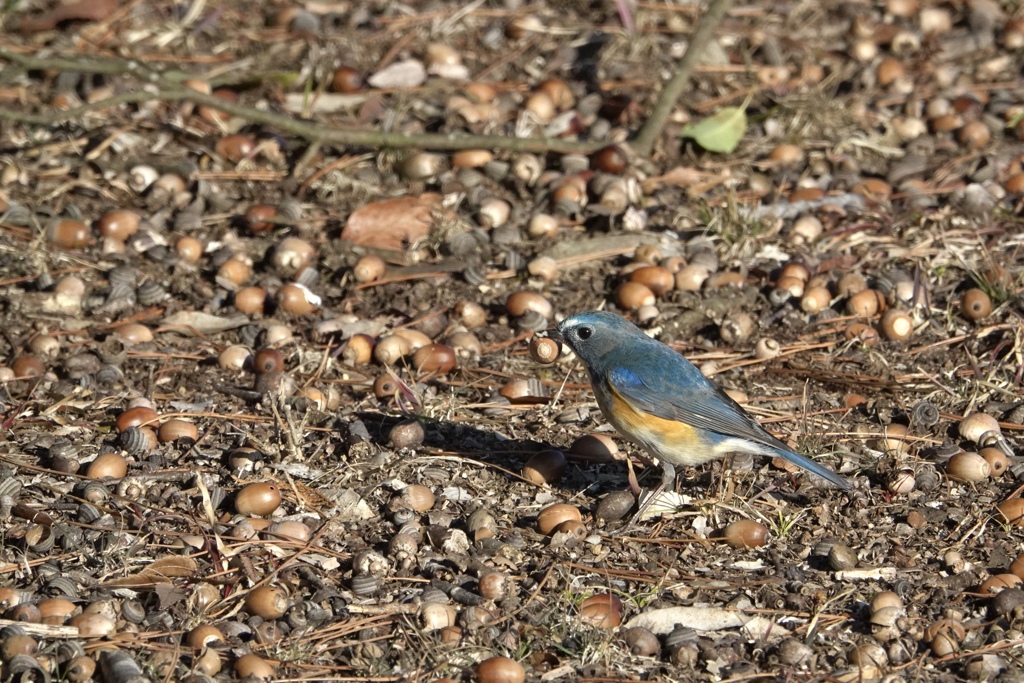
[680,106,747,153]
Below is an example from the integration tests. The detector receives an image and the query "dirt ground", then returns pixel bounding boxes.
[1,0,1024,681]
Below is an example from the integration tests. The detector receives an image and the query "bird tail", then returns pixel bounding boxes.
[771,447,852,490]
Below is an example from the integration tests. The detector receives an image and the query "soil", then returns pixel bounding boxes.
[0,1,1023,682]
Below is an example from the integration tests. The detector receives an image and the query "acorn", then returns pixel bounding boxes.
[86,453,128,480]
[272,237,316,274]
[527,213,559,238]
[373,374,399,400]
[234,482,282,516]
[959,413,1000,444]
[837,273,868,297]
[979,574,1022,595]
[97,210,140,242]
[1010,553,1024,581]
[217,258,251,288]
[234,286,268,316]
[754,338,782,360]
[578,594,623,629]
[879,309,913,341]
[629,266,673,296]
[245,585,289,620]
[116,406,159,432]
[475,656,525,683]
[374,335,411,365]
[616,282,655,311]
[569,433,618,461]
[719,311,756,344]
[330,66,364,93]
[768,143,805,166]
[68,613,116,636]
[478,572,510,601]
[996,498,1024,526]
[789,215,823,244]
[522,449,568,485]
[479,198,511,229]
[216,134,256,162]
[723,519,769,548]
[157,419,198,444]
[888,469,916,494]
[926,619,965,657]
[244,204,277,233]
[454,301,487,328]
[46,219,93,249]
[674,264,711,291]
[234,654,276,681]
[527,256,559,282]
[945,452,990,482]
[115,323,154,346]
[277,283,319,315]
[11,355,45,378]
[960,288,992,321]
[352,253,385,282]
[506,291,553,319]
[845,322,879,346]
[401,484,435,512]
[187,624,225,649]
[176,236,204,263]
[398,152,445,181]
[529,336,561,364]
[592,145,627,174]
[446,331,483,358]
[800,286,831,313]
[342,334,375,365]
[452,149,493,169]
[412,344,457,374]
[846,289,882,317]
[388,419,425,450]
[253,348,284,374]
[536,503,582,535]
[980,447,1008,477]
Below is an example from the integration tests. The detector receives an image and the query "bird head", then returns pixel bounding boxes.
[551,310,644,367]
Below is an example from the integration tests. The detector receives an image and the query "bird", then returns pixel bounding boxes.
[549,311,851,515]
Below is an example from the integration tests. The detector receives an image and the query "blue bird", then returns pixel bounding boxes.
[551,311,851,506]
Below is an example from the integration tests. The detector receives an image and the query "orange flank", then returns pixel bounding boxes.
[605,383,710,465]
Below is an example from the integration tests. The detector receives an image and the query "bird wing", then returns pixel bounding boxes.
[607,363,792,453]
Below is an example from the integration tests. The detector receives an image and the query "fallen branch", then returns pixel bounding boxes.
[631,0,735,157]
[0,49,604,155]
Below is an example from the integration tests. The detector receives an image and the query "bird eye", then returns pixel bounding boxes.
[577,326,593,340]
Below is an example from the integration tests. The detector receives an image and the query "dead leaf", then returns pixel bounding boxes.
[160,311,249,336]
[626,605,747,633]
[283,93,367,115]
[367,60,427,89]
[147,556,198,578]
[103,574,168,588]
[641,166,703,192]
[341,194,441,251]
[154,583,188,610]
[102,556,198,587]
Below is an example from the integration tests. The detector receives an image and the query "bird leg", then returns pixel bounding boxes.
[610,460,677,535]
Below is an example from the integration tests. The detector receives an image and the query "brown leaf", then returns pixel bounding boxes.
[341,194,441,251]
[641,166,702,192]
[103,571,171,588]
[148,556,198,577]
[154,583,188,610]
[19,0,118,33]
[101,556,198,587]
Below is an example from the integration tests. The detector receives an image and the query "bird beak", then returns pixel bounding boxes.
[543,327,563,343]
